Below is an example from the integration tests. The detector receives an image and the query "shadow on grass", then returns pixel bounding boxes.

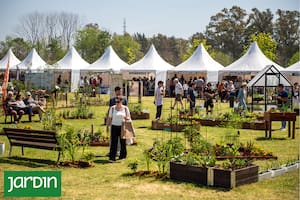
[256,137,287,141]
[0,156,57,168]
[93,159,113,164]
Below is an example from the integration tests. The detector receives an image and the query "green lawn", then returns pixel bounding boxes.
[0,95,299,200]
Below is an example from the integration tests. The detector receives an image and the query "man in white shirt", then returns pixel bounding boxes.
[154,81,165,120]
[172,78,184,109]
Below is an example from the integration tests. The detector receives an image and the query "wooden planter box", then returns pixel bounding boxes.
[294,108,299,115]
[169,162,208,185]
[242,121,266,130]
[130,112,150,120]
[151,120,167,130]
[213,165,258,188]
[199,119,222,127]
[170,123,200,132]
[90,141,110,146]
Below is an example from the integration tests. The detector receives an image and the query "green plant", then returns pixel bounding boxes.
[128,159,139,173]
[143,149,152,171]
[190,135,213,156]
[150,139,173,174]
[221,158,252,170]
[80,151,95,162]
[183,125,200,145]
[185,152,200,165]
[58,127,89,163]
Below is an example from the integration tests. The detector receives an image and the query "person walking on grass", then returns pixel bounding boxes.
[237,82,248,113]
[187,82,196,116]
[171,78,184,109]
[154,81,165,120]
[204,82,215,115]
[106,96,131,162]
[275,84,288,131]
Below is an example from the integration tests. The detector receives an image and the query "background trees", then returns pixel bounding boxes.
[0,7,299,67]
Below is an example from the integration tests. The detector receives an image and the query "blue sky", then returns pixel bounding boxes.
[0,0,298,41]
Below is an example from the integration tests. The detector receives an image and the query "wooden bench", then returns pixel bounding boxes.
[3,128,61,162]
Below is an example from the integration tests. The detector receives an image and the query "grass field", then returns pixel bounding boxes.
[0,95,299,200]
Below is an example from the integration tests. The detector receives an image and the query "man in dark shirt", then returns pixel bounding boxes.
[187,82,196,115]
[204,82,215,115]
[109,86,127,107]
[276,84,288,130]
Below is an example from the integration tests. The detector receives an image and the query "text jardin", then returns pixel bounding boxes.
[7,176,58,193]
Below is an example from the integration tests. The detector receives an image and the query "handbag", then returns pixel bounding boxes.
[121,119,135,140]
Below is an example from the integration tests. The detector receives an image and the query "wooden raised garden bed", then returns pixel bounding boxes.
[151,120,167,130]
[169,162,259,189]
[212,165,258,188]
[199,119,222,127]
[130,112,150,120]
[169,162,208,185]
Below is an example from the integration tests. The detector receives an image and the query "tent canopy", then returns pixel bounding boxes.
[86,46,129,73]
[170,43,223,83]
[171,43,224,72]
[121,44,174,72]
[220,42,283,73]
[0,48,21,70]
[13,48,47,71]
[283,61,300,74]
[55,46,89,70]
[247,65,292,87]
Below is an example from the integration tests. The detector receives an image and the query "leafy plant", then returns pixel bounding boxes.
[128,159,139,173]
[58,127,89,163]
[143,149,152,171]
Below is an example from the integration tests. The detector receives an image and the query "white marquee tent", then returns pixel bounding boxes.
[121,44,174,88]
[12,48,47,72]
[219,42,283,76]
[0,48,21,70]
[54,46,89,92]
[85,45,129,73]
[283,61,300,75]
[170,43,224,83]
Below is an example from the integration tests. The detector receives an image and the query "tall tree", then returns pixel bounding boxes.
[111,33,142,64]
[18,11,45,46]
[244,33,277,61]
[59,12,80,49]
[0,37,32,60]
[246,8,273,35]
[133,33,150,55]
[74,23,111,63]
[288,51,300,66]
[205,6,247,60]
[43,37,66,64]
[182,39,214,61]
[274,9,300,66]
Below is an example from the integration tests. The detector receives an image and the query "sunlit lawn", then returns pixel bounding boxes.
[0,94,299,200]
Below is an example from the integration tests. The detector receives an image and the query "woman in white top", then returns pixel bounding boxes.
[106,96,131,162]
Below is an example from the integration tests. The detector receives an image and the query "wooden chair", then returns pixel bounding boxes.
[2,103,13,123]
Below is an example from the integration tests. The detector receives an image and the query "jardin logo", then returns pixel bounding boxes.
[4,171,61,197]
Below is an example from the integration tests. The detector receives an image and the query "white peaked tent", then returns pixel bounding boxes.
[86,45,129,73]
[121,44,174,87]
[170,43,224,83]
[220,41,283,75]
[13,48,47,71]
[55,46,89,92]
[284,61,300,74]
[0,48,21,70]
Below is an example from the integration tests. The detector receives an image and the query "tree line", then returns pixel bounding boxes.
[0,6,299,67]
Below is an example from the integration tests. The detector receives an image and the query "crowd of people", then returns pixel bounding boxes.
[4,91,46,123]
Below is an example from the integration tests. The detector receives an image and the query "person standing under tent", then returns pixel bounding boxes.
[154,81,165,120]
[171,78,184,110]
[106,96,131,162]
[187,82,197,115]
[237,82,248,113]
[204,82,215,115]
[275,84,289,131]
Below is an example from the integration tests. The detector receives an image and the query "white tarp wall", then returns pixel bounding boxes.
[155,70,167,89]
[71,70,80,92]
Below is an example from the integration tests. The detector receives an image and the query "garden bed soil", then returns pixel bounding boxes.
[151,120,167,130]
[58,161,93,168]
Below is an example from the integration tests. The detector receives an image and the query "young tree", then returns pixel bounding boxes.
[244,33,277,61]
[111,33,142,64]
[74,23,111,63]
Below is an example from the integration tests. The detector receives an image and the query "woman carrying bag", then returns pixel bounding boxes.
[106,96,131,162]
